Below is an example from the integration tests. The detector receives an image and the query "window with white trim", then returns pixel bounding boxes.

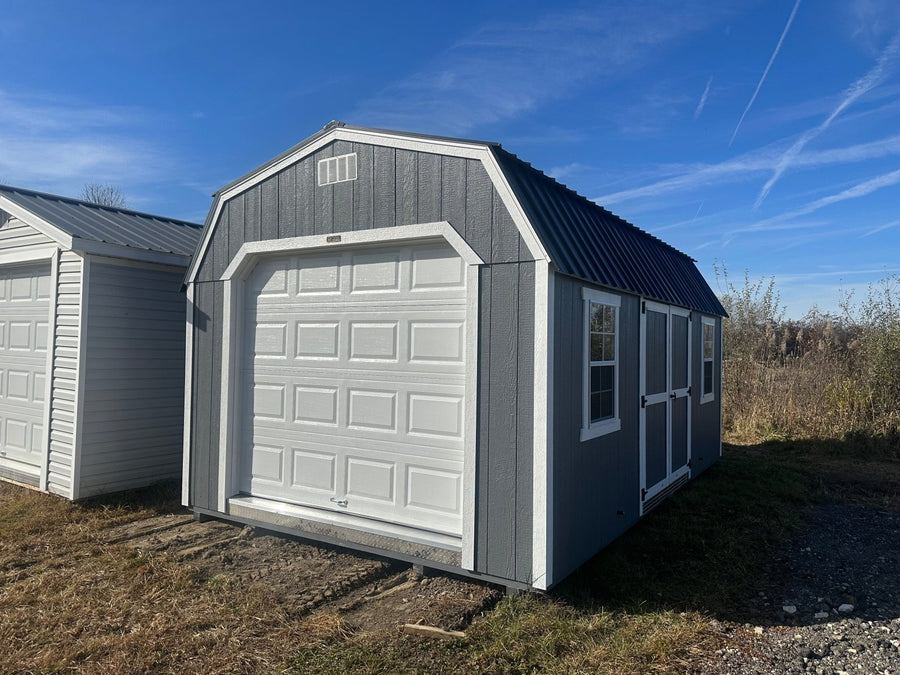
[701,317,715,404]
[581,288,621,440]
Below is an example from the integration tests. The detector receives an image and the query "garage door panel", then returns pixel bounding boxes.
[241,242,467,537]
[0,263,50,472]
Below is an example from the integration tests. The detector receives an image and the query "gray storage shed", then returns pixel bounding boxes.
[183,122,727,590]
[0,185,202,499]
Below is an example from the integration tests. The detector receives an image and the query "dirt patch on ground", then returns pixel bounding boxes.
[101,509,501,634]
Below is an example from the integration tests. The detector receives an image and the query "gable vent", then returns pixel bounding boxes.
[318,153,358,186]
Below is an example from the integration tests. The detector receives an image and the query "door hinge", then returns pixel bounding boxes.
[687,386,692,396]
[688,459,692,468]
[641,487,647,501]
[641,301,646,314]
[689,311,693,321]
[640,394,647,408]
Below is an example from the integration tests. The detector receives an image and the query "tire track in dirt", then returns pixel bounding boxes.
[99,512,502,632]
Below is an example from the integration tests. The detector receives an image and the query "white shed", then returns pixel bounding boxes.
[0,185,202,499]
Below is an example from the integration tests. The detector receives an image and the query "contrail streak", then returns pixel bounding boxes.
[730,0,802,147]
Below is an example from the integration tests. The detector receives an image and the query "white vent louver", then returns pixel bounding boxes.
[318,153,358,186]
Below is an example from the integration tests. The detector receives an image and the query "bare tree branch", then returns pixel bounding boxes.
[81,183,127,208]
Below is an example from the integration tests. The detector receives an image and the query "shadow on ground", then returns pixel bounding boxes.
[552,437,900,628]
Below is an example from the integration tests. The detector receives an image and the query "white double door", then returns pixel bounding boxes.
[240,241,468,537]
[640,301,691,506]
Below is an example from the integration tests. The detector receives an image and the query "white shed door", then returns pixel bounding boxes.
[241,242,468,537]
[0,263,51,474]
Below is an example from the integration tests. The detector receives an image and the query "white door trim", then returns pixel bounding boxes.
[217,223,484,563]
[38,250,60,491]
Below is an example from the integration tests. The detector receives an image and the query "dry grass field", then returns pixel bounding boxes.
[2,432,896,674]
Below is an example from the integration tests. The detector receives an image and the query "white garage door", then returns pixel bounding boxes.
[241,241,468,537]
[0,263,51,477]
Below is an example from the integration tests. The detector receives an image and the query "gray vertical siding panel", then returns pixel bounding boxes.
[396,150,417,226]
[353,143,375,230]
[417,153,441,223]
[208,281,223,505]
[491,186,519,263]
[314,147,334,235]
[227,196,244,269]
[440,156,467,239]
[551,275,642,582]
[373,147,396,230]
[260,179,278,241]
[332,140,354,230]
[515,262,535,583]
[485,263,519,578]
[690,314,721,476]
[465,160,492,263]
[245,186,261,243]
[277,167,296,239]
[212,208,229,281]
[78,262,185,497]
[297,158,316,237]
[191,281,214,510]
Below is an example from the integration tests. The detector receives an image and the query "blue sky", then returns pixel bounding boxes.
[2,0,899,317]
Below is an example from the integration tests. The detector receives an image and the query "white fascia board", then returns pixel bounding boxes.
[186,126,551,284]
[220,221,485,281]
[71,239,190,268]
[0,196,73,248]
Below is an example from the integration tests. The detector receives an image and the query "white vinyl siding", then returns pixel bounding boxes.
[47,252,82,498]
[580,287,621,441]
[77,260,184,497]
[0,214,54,254]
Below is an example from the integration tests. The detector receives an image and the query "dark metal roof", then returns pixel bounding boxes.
[491,147,727,317]
[0,184,203,258]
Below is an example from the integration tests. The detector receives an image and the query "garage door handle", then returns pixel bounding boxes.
[330,497,348,507]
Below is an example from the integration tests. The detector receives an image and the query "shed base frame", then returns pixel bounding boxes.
[190,505,534,592]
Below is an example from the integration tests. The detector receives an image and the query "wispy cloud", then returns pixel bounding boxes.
[755,30,900,206]
[863,218,900,236]
[0,90,169,196]
[742,167,900,234]
[694,77,713,120]
[730,0,802,146]
[351,3,735,135]
[594,131,900,206]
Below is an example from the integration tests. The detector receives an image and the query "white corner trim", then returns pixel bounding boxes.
[70,254,91,501]
[217,278,235,513]
[531,262,552,589]
[461,261,480,571]
[181,283,194,507]
[185,125,553,284]
[38,249,60,492]
[220,222,485,281]
[0,196,73,249]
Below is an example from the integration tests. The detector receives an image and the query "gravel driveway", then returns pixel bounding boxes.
[698,503,900,673]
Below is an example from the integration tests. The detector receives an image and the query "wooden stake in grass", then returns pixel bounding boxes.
[402,624,466,640]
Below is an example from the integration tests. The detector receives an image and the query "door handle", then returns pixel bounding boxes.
[330,497,348,507]
[670,392,677,399]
